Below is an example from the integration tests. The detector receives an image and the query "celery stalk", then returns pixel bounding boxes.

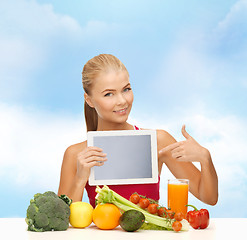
[95,185,189,231]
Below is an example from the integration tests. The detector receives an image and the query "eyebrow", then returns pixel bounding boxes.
[101,83,131,93]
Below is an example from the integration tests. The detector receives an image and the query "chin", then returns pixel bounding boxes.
[116,117,129,124]
[114,114,130,124]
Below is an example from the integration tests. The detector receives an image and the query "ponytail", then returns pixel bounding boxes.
[84,101,98,131]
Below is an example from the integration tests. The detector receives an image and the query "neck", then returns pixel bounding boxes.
[97,120,133,131]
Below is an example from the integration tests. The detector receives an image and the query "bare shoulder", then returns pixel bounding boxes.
[156,129,177,150]
[64,141,87,159]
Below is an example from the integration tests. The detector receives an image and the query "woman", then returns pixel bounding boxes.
[58,54,218,207]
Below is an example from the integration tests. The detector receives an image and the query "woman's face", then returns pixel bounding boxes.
[86,70,134,125]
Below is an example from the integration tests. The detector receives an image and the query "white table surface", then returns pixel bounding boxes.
[0,218,246,240]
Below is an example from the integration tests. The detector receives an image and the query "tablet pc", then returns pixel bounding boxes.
[87,130,158,186]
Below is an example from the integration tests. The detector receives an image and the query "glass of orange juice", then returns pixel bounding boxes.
[168,179,189,216]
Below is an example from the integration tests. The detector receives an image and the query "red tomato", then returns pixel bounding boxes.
[157,207,167,217]
[166,209,175,219]
[147,203,159,214]
[139,198,150,209]
[129,194,140,204]
[172,221,182,232]
[158,207,167,217]
[174,212,184,221]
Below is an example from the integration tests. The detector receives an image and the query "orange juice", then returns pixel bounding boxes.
[168,179,189,216]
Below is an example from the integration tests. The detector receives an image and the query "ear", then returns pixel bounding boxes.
[84,92,94,108]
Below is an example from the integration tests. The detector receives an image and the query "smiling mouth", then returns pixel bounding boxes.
[113,108,128,114]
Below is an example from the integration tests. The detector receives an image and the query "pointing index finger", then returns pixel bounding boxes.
[159,142,181,154]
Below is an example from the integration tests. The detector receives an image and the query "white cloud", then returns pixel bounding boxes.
[0,37,45,98]
[0,0,122,99]
[0,0,82,37]
[154,0,247,93]
[156,44,213,91]
[185,114,247,169]
[217,0,247,31]
[152,29,218,106]
[0,102,86,192]
[0,0,82,98]
[152,1,247,119]
[213,0,247,56]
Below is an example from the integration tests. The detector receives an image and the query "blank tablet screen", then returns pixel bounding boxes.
[87,130,158,186]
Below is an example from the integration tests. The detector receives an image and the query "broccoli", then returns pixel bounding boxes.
[25,191,71,232]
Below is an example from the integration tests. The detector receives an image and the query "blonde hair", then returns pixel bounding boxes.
[82,54,129,131]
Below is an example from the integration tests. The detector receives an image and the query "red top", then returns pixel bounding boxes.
[85,125,160,207]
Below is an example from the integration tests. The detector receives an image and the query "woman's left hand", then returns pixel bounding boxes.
[159,125,210,163]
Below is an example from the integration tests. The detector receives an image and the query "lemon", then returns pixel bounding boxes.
[69,202,94,228]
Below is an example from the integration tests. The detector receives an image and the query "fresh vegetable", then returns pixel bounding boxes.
[25,191,71,232]
[95,185,189,231]
[172,221,182,232]
[140,219,189,231]
[186,204,210,229]
[69,202,93,228]
[130,193,140,204]
[174,212,185,221]
[166,209,175,219]
[140,222,171,230]
[130,192,173,218]
[93,203,121,230]
[139,198,150,209]
[119,210,145,232]
[59,194,72,206]
[147,203,159,214]
[157,207,167,217]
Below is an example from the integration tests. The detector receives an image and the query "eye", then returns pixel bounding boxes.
[104,92,113,97]
[123,87,132,92]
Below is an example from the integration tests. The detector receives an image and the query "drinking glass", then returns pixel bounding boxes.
[168,179,189,216]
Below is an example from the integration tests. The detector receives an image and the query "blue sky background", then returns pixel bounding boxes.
[0,0,247,218]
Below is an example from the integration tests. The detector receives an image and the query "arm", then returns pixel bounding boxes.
[58,142,107,202]
[158,126,218,205]
[57,143,86,201]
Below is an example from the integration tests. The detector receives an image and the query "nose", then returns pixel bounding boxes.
[116,93,127,105]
